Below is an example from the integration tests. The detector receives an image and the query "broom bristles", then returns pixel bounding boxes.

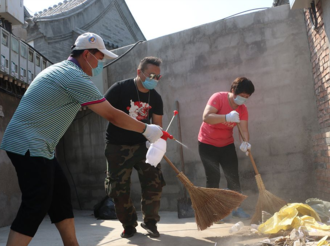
[250,189,287,224]
[177,172,247,230]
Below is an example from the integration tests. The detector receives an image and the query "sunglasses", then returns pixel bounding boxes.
[149,73,162,80]
[142,71,162,81]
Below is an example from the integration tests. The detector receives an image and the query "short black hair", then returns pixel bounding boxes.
[137,57,162,71]
[70,46,99,58]
[230,77,255,95]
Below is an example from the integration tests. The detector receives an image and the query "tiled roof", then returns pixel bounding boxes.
[33,0,88,18]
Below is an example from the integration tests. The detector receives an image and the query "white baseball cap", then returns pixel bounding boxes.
[72,32,118,59]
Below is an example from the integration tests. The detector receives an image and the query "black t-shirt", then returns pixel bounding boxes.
[104,78,163,145]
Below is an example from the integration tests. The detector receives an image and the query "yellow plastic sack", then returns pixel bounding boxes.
[258,203,330,234]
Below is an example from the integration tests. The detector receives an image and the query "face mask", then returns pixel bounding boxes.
[142,77,158,90]
[234,95,247,105]
[86,52,104,77]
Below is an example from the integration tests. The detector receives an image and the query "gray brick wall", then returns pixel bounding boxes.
[0,93,21,228]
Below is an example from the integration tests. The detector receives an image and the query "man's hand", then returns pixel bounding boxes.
[240,141,251,156]
[142,124,163,143]
[226,111,240,123]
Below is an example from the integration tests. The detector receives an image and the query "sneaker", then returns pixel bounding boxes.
[141,222,160,238]
[120,226,136,238]
[232,207,251,219]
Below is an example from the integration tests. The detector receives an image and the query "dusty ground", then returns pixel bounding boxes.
[0,210,266,246]
[2,210,328,245]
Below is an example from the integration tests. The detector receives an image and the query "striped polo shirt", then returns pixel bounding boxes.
[0,60,105,159]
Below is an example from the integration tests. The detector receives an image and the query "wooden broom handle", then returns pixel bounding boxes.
[163,155,181,175]
[175,101,185,175]
[236,123,260,175]
[175,100,188,199]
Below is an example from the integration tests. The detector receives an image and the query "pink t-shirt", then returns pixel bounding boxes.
[198,92,248,147]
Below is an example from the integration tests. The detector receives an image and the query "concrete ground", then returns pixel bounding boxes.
[0,210,266,246]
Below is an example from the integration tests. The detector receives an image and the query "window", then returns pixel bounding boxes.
[28,50,33,62]
[11,38,19,53]
[11,61,17,72]
[36,56,40,67]
[21,44,27,58]
[28,70,33,81]
[2,32,8,46]
[20,67,26,77]
[43,60,47,69]
[1,55,5,68]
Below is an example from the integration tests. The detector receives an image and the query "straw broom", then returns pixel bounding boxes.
[163,155,247,230]
[236,124,287,224]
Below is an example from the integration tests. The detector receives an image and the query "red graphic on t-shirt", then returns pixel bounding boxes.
[127,100,152,121]
[222,122,236,128]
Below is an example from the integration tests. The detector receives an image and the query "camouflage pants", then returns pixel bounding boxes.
[104,142,166,228]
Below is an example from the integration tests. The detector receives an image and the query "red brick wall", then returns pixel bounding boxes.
[306,0,330,198]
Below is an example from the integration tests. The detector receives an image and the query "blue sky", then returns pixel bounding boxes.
[24,0,273,40]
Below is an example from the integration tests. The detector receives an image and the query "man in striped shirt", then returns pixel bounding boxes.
[1,32,163,246]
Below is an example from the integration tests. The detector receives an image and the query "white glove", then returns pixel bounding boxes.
[225,111,240,123]
[240,141,251,156]
[142,124,163,143]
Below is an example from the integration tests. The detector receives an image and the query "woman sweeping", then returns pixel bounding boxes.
[198,77,255,219]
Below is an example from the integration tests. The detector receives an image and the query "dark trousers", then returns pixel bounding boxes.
[6,151,74,237]
[198,142,241,193]
[104,143,165,228]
